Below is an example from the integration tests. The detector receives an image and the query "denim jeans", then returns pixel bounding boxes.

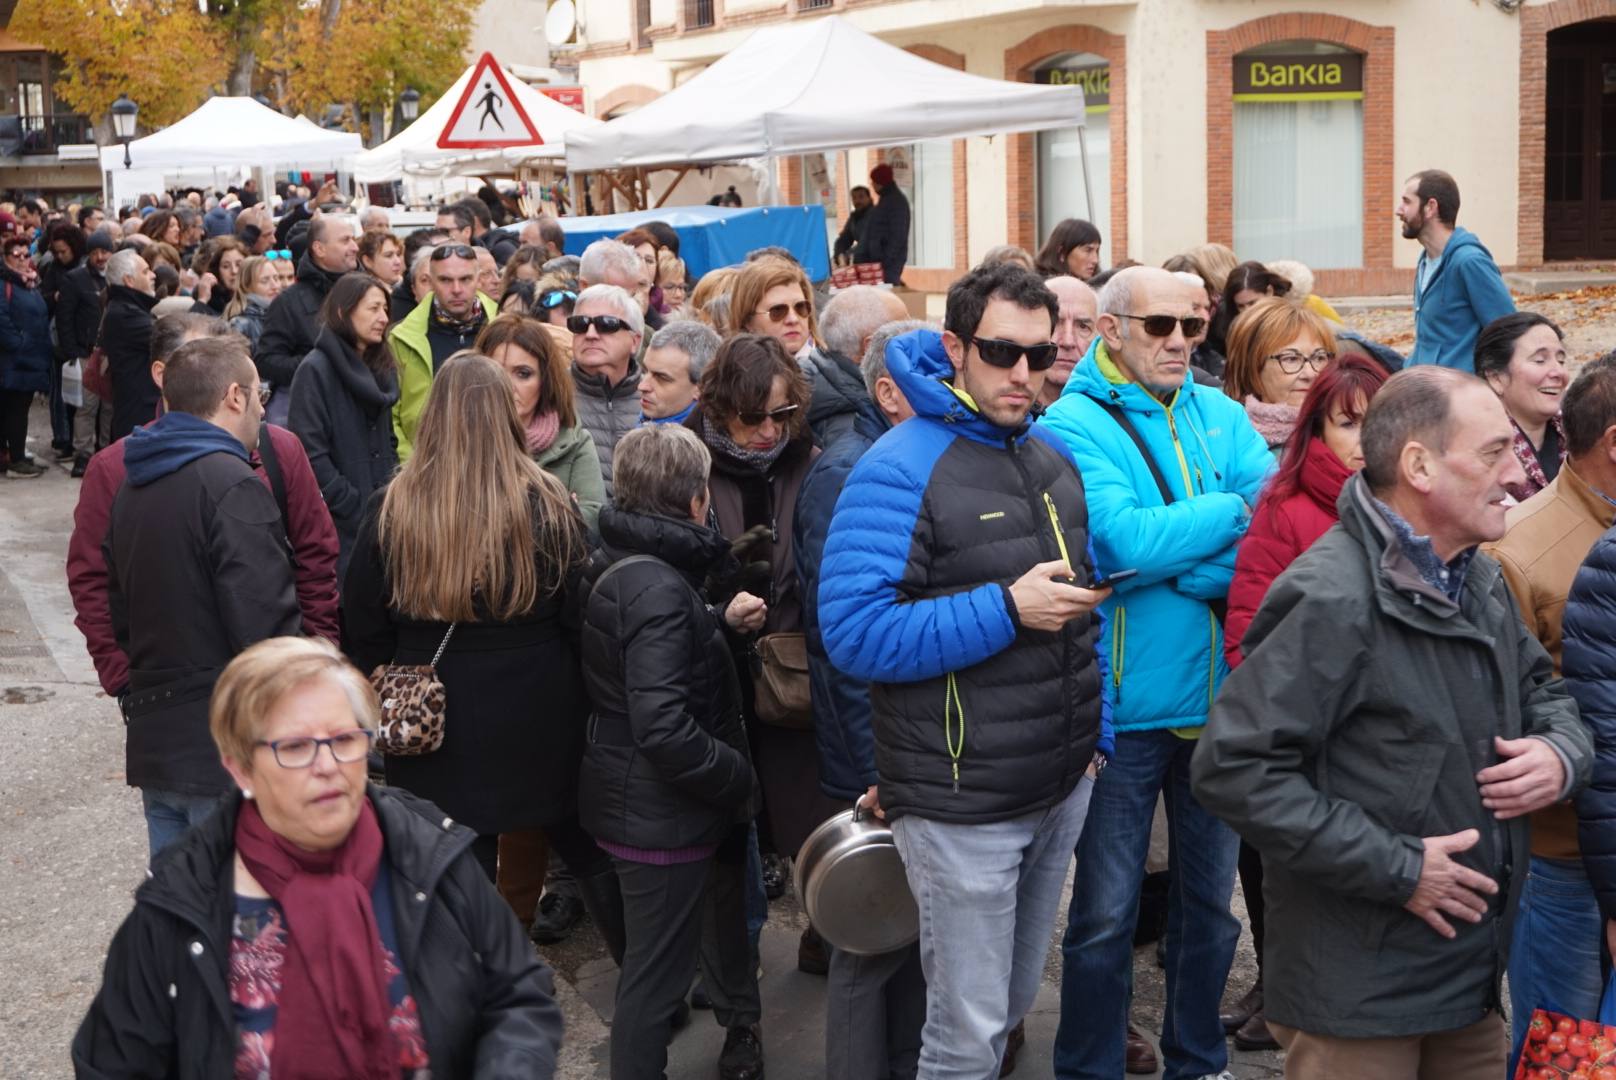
[891,777,1094,1079]
[1055,729,1240,1080]
[1508,856,1604,1073]
[142,788,224,859]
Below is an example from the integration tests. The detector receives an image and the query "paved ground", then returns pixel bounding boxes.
[0,398,1281,1077]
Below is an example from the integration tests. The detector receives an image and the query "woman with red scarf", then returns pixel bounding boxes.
[72,637,563,1078]
[1216,353,1389,1054]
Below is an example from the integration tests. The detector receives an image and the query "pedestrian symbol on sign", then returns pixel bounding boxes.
[436,52,543,150]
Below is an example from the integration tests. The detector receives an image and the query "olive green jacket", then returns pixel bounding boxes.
[1193,473,1591,1039]
[535,422,604,534]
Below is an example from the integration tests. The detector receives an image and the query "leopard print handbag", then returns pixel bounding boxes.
[368,623,456,756]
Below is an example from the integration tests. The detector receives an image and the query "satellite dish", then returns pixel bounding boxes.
[544,0,577,46]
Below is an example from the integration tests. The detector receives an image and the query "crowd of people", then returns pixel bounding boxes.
[0,163,1602,1080]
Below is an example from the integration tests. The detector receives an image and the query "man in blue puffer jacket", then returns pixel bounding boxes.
[1041,265,1273,1080]
[819,264,1114,1078]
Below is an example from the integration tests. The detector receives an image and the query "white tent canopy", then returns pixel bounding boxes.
[565,15,1084,172]
[352,63,604,184]
[99,96,361,173]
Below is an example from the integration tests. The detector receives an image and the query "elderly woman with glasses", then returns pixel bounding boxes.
[1221,297,1339,455]
[73,636,564,1078]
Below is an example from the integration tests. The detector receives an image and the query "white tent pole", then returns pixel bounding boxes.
[1077,123,1095,225]
[566,170,581,216]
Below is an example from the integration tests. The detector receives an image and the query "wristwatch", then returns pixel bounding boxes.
[1087,752,1108,780]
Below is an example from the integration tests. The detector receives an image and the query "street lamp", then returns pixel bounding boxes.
[399,86,420,123]
[110,94,137,169]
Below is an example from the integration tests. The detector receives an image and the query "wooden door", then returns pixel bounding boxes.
[1545,22,1616,261]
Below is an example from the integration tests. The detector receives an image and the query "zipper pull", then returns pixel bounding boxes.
[952,762,960,794]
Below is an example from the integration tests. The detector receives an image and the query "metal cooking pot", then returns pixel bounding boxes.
[794,801,919,956]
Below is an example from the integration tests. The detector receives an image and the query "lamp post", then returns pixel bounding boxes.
[110,94,137,169]
[399,86,420,123]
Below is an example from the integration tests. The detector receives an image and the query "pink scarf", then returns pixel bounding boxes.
[525,410,561,454]
[1244,396,1300,451]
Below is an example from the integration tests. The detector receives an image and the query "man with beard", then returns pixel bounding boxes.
[1037,276,1098,412]
[1398,170,1515,372]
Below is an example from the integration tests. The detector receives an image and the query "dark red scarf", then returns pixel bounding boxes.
[234,796,395,1080]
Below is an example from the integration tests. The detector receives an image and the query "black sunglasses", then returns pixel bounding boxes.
[971,336,1059,372]
[1115,313,1208,339]
[567,314,631,335]
[541,289,577,310]
[736,403,799,427]
[430,243,478,262]
[756,300,812,323]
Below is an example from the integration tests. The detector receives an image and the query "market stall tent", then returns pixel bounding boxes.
[352,62,604,184]
[564,15,1085,172]
[534,204,830,282]
[99,96,361,173]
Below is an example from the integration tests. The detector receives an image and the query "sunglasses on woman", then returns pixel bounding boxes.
[756,300,812,323]
[567,314,630,335]
[541,289,577,310]
[736,403,799,427]
[1115,313,1208,339]
[970,336,1059,372]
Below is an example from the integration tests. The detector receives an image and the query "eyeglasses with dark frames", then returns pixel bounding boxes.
[254,728,375,769]
[1265,349,1335,375]
[429,244,478,262]
[567,314,630,335]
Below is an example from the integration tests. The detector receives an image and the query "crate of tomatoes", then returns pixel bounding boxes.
[1515,1010,1616,1079]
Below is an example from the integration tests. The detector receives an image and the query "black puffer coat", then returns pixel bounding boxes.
[579,506,755,850]
[1564,524,1616,917]
[255,254,343,389]
[103,284,158,442]
[72,786,563,1079]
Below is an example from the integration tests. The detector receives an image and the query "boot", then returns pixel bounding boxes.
[575,867,627,967]
[999,1019,1025,1076]
[1125,1026,1158,1075]
[1219,976,1262,1034]
[1234,1008,1279,1052]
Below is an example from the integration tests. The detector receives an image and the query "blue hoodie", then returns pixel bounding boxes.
[1041,337,1274,733]
[1408,227,1516,372]
[123,412,250,488]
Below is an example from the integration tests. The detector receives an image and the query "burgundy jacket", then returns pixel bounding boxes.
[68,423,341,695]
[1225,436,1354,669]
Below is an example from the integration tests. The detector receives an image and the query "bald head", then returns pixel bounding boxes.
[1041,276,1099,405]
[1096,266,1198,394]
[820,285,911,363]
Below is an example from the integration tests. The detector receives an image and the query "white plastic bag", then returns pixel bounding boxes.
[61,358,83,408]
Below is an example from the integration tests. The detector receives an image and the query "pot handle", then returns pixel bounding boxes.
[852,796,869,823]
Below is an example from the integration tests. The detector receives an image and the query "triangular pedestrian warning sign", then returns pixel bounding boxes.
[437,53,543,150]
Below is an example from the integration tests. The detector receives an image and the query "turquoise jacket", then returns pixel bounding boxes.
[1041,339,1274,732]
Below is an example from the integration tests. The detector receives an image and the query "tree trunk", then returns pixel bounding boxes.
[319,0,343,39]
[228,46,257,97]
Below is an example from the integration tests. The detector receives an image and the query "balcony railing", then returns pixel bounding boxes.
[686,0,714,29]
[16,113,92,154]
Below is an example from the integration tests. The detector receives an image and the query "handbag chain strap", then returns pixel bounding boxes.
[429,623,457,670]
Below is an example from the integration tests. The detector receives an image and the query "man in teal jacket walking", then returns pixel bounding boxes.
[1042,266,1274,1080]
[1400,169,1516,372]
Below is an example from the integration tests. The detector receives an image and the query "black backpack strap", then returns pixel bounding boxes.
[256,424,293,563]
[1094,398,1175,506]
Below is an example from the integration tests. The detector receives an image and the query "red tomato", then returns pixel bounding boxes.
[1563,1054,1582,1071]
[1552,1032,1571,1055]
[1532,1041,1557,1065]
[1574,1034,1594,1059]
[1591,1036,1612,1058]
[1587,1021,1605,1038]
[1532,1015,1554,1042]
[1594,1066,1616,1080]
[1565,1019,1583,1036]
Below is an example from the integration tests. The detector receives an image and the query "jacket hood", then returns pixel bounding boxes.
[137,786,474,935]
[886,328,1030,445]
[533,421,593,469]
[806,348,872,427]
[123,411,250,487]
[313,326,400,411]
[295,252,345,294]
[107,282,158,311]
[597,504,733,578]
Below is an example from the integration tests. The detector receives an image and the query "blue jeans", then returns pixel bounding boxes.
[1508,856,1604,1073]
[891,776,1094,1079]
[142,788,223,859]
[1055,729,1240,1080]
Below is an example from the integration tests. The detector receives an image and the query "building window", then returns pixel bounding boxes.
[1232,40,1363,270]
[888,141,953,269]
[1032,53,1110,269]
[686,0,714,29]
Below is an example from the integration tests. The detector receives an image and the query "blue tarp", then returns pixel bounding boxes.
[554,204,831,283]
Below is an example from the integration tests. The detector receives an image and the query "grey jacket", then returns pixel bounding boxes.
[572,358,641,497]
[1192,473,1591,1039]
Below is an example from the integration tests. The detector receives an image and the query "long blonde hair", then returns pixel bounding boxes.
[378,351,585,622]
